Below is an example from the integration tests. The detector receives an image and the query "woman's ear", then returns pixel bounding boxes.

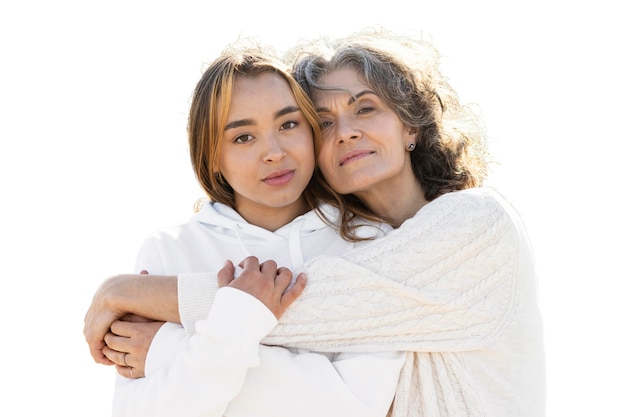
[405,126,419,141]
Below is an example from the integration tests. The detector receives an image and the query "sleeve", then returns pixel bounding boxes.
[177,266,243,335]
[226,348,405,417]
[178,272,218,335]
[113,287,405,417]
[112,287,277,417]
[142,322,186,377]
[130,240,404,417]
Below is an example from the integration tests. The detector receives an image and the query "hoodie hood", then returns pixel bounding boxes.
[192,202,337,267]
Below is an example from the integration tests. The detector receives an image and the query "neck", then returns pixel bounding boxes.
[236,199,311,232]
[355,179,428,228]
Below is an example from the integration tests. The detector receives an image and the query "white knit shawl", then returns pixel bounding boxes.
[261,187,545,417]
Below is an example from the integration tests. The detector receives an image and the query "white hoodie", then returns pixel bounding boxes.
[112,202,405,417]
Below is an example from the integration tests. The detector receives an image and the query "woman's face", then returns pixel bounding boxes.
[312,67,416,200]
[218,72,315,229]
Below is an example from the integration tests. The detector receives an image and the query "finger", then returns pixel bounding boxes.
[121,313,153,323]
[103,345,130,367]
[115,364,144,379]
[217,260,236,288]
[104,330,133,354]
[281,273,307,307]
[110,320,134,337]
[115,365,132,379]
[239,256,260,270]
[273,267,293,289]
[84,311,115,365]
[97,355,115,366]
[259,260,278,277]
[84,322,107,364]
[89,342,114,366]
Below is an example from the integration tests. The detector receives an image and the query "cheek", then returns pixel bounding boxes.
[316,143,334,178]
[220,153,250,183]
[295,134,316,172]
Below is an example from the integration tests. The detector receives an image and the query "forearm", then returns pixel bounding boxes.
[108,274,180,323]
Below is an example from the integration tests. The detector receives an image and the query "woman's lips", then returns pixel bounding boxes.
[263,170,295,186]
[339,150,374,166]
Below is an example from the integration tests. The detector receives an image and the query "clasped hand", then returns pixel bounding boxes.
[84,257,306,379]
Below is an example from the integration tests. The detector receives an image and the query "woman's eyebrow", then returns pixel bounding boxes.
[274,105,300,119]
[348,89,376,105]
[224,106,300,131]
[224,119,253,131]
[315,89,377,112]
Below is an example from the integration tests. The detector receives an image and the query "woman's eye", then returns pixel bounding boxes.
[234,134,254,143]
[357,106,375,115]
[280,121,297,130]
[320,120,333,129]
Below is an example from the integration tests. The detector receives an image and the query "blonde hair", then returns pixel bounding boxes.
[188,41,323,211]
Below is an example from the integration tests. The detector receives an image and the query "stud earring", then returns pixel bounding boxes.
[407,143,415,151]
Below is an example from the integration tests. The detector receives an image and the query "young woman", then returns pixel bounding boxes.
[85,28,545,417]
[86,41,405,417]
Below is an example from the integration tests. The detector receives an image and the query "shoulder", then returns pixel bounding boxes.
[413,187,517,225]
[389,187,527,250]
[433,187,507,210]
[140,203,217,244]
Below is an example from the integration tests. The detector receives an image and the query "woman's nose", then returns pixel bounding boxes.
[263,133,287,162]
[335,115,361,143]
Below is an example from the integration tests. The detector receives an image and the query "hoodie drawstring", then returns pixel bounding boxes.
[233,225,253,259]
[232,217,304,271]
[288,217,304,268]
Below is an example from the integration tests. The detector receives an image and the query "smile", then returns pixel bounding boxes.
[339,150,374,166]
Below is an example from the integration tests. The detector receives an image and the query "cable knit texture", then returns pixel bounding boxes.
[177,187,545,416]
[258,188,546,417]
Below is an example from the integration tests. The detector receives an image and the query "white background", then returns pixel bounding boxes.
[1,1,623,416]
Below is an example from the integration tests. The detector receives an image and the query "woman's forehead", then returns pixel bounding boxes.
[318,67,365,89]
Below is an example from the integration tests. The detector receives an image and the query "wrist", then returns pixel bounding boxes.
[106,274,141,316]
